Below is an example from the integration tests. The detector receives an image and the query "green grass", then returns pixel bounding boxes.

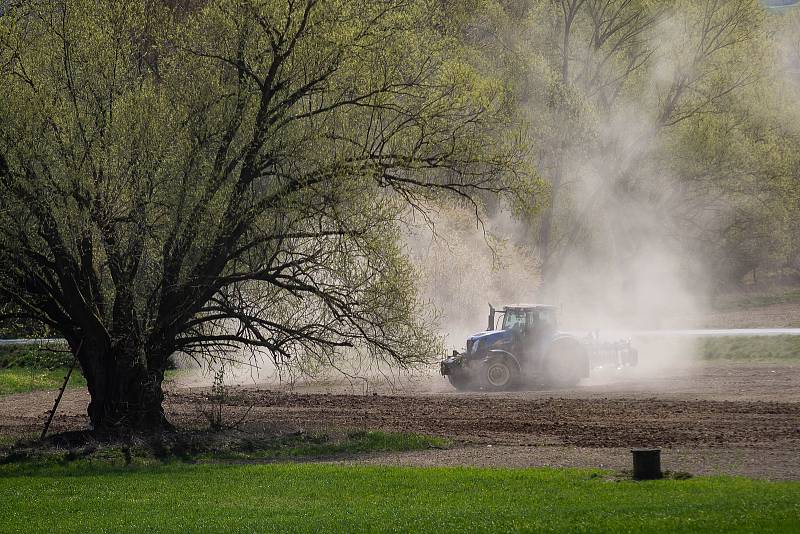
[0,367,86,395]
[0,368,188,396]
[0,464,797,533]
[0,343,72,369]
[0,430,449,469]
[699,335,800,362]
[204,430,448,462]
[714,289,800,311]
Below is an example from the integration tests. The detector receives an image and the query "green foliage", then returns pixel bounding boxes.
[480,0,799,292]
[0,464,797,532]
[0,345,73,369]
[0,308,52,339]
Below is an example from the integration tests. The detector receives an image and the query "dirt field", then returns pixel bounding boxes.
[2,361,799,480]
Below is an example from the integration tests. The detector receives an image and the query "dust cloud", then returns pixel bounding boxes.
[404,205,539,353]
[541,101,705,374]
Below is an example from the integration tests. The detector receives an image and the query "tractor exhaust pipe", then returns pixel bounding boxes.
[488,304,496,331]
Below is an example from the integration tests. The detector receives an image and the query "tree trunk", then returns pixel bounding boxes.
[76,338,171,432]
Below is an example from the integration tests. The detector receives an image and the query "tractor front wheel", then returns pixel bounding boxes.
[447,372,475,391]
[481,358,518,391]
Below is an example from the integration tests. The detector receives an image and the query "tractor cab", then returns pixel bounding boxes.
[491,304,557,348]
[496,305,556,336]
[465,304,558,358]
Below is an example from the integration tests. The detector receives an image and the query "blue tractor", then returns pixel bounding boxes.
[440,304,637,391]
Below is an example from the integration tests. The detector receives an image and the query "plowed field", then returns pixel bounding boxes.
[2,362,799,479]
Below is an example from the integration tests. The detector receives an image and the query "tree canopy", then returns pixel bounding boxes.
[0,0,527,429]
[472,0,800,317]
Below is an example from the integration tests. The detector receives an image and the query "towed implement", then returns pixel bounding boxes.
[440,304,637,391]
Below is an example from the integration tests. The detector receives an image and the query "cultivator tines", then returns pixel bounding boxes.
[583,333,638,369]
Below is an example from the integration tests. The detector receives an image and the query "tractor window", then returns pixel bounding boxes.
[502,310,526,331]
[528,308,556,332]
[536,309,556,327]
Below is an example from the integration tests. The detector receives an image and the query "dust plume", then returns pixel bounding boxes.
[404,205,539,354]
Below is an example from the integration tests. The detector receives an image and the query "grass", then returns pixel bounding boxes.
[0,430,449,470]
[0,343,72,369]
[699,335,800,362]
[0,367,86,395]
[0,343,83,396]
[714,288,800,311]
[0,463,797,533]
[0,367,186,396]
[202,429,448,462]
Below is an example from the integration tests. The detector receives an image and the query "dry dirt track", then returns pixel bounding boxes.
[2,362,798,479]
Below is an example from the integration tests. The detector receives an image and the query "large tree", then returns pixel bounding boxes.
[0,0,525,430]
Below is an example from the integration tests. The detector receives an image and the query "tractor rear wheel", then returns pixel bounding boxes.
[544,339,587,387]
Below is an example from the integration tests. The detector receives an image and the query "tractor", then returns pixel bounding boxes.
[440,304,638,391]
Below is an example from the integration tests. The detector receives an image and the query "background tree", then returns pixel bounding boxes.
[476,1,785,313]
[0,0,527,430]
